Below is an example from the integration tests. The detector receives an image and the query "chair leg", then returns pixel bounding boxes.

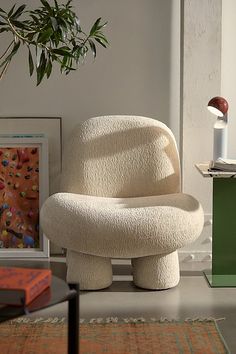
[66,251,113,290]
[132,251,180,290]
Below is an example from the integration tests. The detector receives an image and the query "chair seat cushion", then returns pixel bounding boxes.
[40,192,204,258]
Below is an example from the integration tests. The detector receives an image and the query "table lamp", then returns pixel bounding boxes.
[207,96,229,161]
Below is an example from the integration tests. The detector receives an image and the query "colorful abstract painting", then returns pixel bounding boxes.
[0,147,39,249]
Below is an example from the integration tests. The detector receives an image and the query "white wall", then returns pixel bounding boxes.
[222,0,236,158]
[180,0,222,262]
[181,0,221,214]
[0,0,180,147]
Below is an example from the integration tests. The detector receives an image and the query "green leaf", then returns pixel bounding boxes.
[53,33,60,47]
[0,28,9,33]
[75,17,80,29]
[36,47,42,67]
[66,0,73,7]
[98,21,108,30]
[36,50,46,85]
[37,67,44,85]
[51,48,73,56]
[94,37,107,48]
[90,18,107,36]
[0,8,6,14]
[59,17,68,30]
[37,27,53,43]
[0,20,6,26]
[46,58,52,78]
[54,0,59,11]
[28,47,34,76]
[11,5,26,19]
[40,0,52,13]
[30,14,40,24]
[88,39,96,58]
[50,16,58,31]
[0,40,20,69]
[59,27,67,41]
[8,5,16,17]
[94,33,109,44]
[89,18,101,36]
[60,55,67,73]
[10,19,28,30]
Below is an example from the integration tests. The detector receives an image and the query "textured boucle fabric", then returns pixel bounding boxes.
[66,251,113,290]
[60,116,181,197]
[40,192,204,258]
[132,252,180,289]
[40,115,204,290]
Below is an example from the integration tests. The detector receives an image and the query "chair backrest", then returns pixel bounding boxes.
[60,116,181,197]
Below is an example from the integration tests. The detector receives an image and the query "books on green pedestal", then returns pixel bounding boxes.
[209,158,236,172]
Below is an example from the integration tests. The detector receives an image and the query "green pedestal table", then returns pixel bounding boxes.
[196,163,236,287]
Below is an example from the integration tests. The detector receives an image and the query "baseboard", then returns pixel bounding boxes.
[178,251,212,263]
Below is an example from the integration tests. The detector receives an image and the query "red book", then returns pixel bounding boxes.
[0,267,52,306]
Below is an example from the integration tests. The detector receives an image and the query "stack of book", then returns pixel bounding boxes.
[209,158,236,172]
[0,267,52,306]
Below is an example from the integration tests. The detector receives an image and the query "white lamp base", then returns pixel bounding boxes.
[213,119,227,161]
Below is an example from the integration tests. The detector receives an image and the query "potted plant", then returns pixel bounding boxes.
[0,0,108,85]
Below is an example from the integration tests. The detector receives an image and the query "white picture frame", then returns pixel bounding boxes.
[0,117,62,255]
[0,137,49,258]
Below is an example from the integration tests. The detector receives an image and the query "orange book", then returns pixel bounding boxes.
[0,267,52,306]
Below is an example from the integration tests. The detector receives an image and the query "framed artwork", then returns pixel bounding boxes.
[0,117,62,255]
[0,137,49,257]
[0,117,61,194]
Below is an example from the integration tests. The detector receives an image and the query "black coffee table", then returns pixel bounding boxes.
[0,276,79,354]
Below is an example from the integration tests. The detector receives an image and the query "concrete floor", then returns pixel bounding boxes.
[1,258,236,353]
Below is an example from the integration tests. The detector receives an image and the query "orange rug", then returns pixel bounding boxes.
[0,318,230,353]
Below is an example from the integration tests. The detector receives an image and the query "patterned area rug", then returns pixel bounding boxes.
[0,318,230,354]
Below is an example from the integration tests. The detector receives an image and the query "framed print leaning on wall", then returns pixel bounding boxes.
[0,117,62,255]
[0,137,49,257]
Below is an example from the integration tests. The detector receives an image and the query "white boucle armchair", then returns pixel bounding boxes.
[40,116,204,290]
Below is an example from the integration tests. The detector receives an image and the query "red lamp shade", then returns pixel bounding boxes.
[207,96,228,117]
